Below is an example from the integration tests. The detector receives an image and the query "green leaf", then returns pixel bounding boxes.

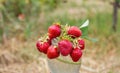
[80,20,98,42]
[81,36,98,42]
[80,20,89,36]
[81,27,88,36]
[80,20,89,28]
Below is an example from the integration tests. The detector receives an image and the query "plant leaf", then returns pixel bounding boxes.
[81,36,98,42]
[80,20,89,28]
[80,20,97,42]
[81,27,88,36]
[80,20,89,36]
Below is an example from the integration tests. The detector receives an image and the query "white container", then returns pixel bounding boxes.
[47,56,81,73]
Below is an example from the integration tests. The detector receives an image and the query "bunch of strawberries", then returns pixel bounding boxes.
[36,23,85,62]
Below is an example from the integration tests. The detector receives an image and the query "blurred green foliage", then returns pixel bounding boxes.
[0,0,120,43]
[0,0,63,41]
[1,0,41,19]
[116,0,120,2]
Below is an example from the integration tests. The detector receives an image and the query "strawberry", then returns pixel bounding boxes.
[68,26,82,38]
[53,23,61,28]
[58,40,73,56]
[70,48,82,62]
[47,46,60,59]
[47,38,52,45]
[78,39,85,50]
[48,24,61,39]
[36,41,50,54]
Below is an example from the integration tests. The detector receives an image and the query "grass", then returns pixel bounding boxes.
[0,0,120,73]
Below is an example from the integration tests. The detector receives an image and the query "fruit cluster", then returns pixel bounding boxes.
[36,23,85,62]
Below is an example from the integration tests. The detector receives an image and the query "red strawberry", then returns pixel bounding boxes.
[47,46,60,59]
[58,40,73,56]
[36,41,50,54]
[78,39,85,50]
[48,24,61,39]
[53,23,61,28]
[47,38,52,45]
[70,48,82,62]
[68,26,82,38]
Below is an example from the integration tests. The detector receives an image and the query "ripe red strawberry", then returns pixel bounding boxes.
[47,46,60,59]
[53,23,61,28]
[70,48,82,62]
[36,41,50,54]
[47,38,52,45]
[48,24,61,39]
[68,26,82,38]
[58,40,73,56]
[78,39,85,50]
